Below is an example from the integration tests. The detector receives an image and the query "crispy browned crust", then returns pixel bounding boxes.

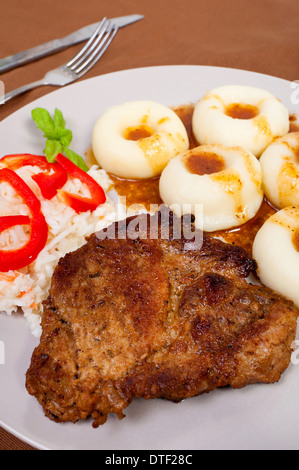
[26,210,299,427]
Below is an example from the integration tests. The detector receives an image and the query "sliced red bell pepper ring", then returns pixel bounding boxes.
[0,154,68,200]
[55,153,106,213]
[0,215,31,232]
[0,169,48,272]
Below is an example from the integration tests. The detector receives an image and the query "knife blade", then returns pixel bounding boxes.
[0,14,144,74]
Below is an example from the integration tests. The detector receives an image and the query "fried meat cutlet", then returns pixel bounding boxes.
[26,210,299,427]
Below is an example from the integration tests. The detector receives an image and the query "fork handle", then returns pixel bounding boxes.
[0,79,46,104]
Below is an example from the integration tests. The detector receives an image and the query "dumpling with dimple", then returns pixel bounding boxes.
[260,132,299,209]
[159,143,264,232]
[253,206,299,307]
[192,85,290,157]
[92,100,189,179]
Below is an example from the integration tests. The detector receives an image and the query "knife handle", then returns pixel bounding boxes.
[0,39,65,74]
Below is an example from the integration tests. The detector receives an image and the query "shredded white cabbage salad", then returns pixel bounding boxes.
[0,164,125,337]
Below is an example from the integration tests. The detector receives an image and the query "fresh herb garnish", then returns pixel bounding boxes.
[31,107,88,172]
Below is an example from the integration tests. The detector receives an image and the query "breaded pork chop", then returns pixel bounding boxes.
[26,210,299,427]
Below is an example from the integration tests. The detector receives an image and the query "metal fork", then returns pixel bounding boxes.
[0,18,119,104]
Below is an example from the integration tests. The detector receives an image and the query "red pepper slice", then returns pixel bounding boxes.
[55,154,106,213]
[0,154,68,200]
[0,169,48,272]
[0,215,31,232]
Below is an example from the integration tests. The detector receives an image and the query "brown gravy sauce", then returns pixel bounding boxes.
[185,150,225,175]
[213,198,276,255]
[124,125,154,141]
[289,114,299,133]
[109,174,162,209]
[86,105,299,255]
[292,229,299,253]
[225,103,259,120]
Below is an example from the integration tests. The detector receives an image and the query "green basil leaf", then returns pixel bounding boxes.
[32,107,87,171]
[42,129,60,140]
[55,127,73,147]
[32,108,55,134]
[63,147,89,172]
[45,139,63,162]
[54,108,66,129]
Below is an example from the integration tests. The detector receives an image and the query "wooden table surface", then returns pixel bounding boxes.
[0,0,298,450]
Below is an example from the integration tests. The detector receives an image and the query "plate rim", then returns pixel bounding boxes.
[0,64,297,451]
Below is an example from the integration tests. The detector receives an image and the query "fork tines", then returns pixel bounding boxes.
[67,18,119,76]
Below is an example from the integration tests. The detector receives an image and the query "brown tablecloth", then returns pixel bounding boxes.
[0,0,298,450]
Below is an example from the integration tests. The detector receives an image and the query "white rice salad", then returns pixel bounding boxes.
[0,164,125,337]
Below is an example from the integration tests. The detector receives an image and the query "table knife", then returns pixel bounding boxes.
[0,14,144,74]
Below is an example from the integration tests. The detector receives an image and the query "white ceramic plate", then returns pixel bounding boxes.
[0,65,298,451]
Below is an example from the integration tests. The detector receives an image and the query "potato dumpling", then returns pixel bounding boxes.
[92,100,189,179]
[260,132,299,209]
[253,206,299,307]
[192,85,289,157]
[159,144,263,232]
